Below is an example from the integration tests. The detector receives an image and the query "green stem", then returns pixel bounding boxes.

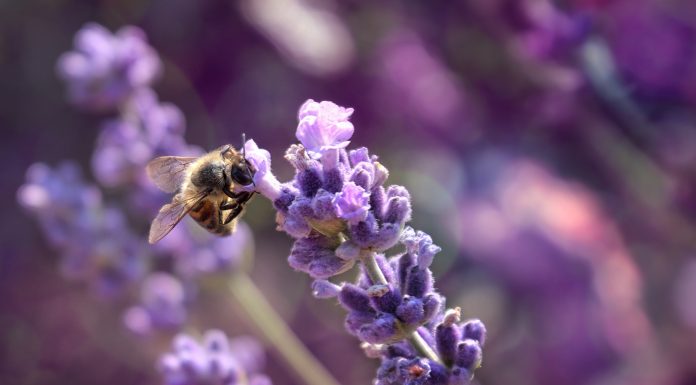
[409,329,442,364]
[362,250,388,285]
[228,273,342,385]
[360,252,442,365]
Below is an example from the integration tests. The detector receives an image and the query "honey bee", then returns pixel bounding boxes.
[146,144,255,244]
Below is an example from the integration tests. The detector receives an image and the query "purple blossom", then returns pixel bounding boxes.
[333,181,370,224]
[371,311,486,385]
[337,252,443,344]
[18,162,146,297]
[155,219,254,278]
[312,279,343,299]
[56,23,161,111]
[243,99,485,384]
[92,89,201,190]
[123,272,187,334]
[288,235,354,279]
[296,99,355,156]
[400,227,441,269]
[159,330,271,385]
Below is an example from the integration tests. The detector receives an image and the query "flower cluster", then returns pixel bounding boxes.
[243,99,486,384]
[92,88,200,192]
[17,161,146,297]
[123,272,188,335]
[373,309,485,385]
[56,23,161,110]
[335,230,443,344]
[160,329,272,385]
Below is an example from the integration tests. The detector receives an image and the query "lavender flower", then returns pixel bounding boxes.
[155,219,253,278]
[92,89,201,191]
[338,240,442,344]
[242,100,485,384]
[17,162,147,297]
[159,329,271,385]
[123,273,188,335]
[296,99,354,156]
[333,181,370,225]
[56,23,161,111]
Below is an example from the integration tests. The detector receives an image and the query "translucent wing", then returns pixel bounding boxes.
[146,156,198,193]
[148,192,208,244]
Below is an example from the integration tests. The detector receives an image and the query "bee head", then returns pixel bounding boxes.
[228,134,255,187]
[229,161,254,186]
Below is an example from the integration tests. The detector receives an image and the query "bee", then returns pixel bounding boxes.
[146,144,255,244]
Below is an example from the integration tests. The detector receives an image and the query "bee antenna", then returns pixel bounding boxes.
[241,133,256,187]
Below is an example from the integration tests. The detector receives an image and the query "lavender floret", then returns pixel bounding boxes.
[18,162,146,297]
[124,272,187,334]
[159,330,272,385]
[56,23,161,111]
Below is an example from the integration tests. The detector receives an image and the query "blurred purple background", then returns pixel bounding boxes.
[4,0,696,384]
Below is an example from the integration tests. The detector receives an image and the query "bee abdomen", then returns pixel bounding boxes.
[189,199,216,227]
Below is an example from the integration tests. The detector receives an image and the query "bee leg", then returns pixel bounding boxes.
[222,186,255,201]
[218,200,238,225]
[219,192,255,225]
[222,204,244,225]
[219,200,238,210]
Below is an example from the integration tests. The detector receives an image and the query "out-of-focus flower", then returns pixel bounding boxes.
[454,156,655,385]
[124,273,188,335]
[599,1,696,104]
[92,89,201,190]
[17,162,101,247]
[159,330,272,385]
[18,162,147,297]
[155,220,253,278]
[378,30,467,130]
[56,23,161,111]
[239,0,354,76]
[673,259,696,329]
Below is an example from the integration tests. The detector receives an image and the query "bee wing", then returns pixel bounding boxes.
[146,156,198,193]
[148,192,208,244]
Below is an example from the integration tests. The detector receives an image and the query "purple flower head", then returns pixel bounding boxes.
[288,235,354,279]
[56,23,161,111]
[155,219,253,278]
[311,279,343,299]
[333,181,371,224]
[18,162,146,297]
[400,227,441,269]
[374,311,483,384]
[336,252,443,345]
[245,99,484,384]
[18,162,101,246]
[376,357,431,385]
[159,330,271,385]
[296,99,355,156]
[92,89,201,191]
[123,272,187,334]
[58,206,147,297]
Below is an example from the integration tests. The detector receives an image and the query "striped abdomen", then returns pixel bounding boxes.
[188,198,234,236]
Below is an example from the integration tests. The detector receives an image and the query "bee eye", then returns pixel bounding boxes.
[231,165,253,185]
